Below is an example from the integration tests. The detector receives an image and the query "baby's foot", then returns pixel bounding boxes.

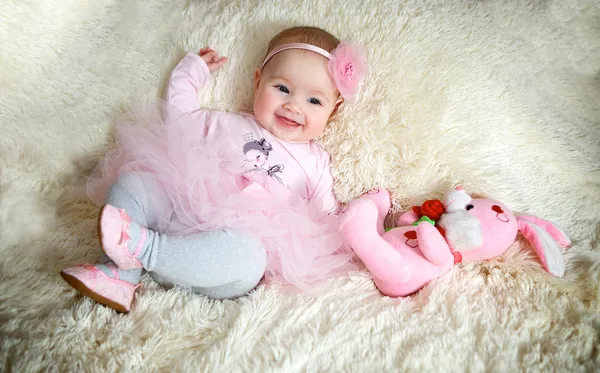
[60,264,141,313]
[98,205,147,270]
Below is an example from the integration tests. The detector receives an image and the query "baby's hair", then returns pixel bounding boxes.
[265,26,340,57]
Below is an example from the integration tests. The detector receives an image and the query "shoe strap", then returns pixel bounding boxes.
[105,262,120,280]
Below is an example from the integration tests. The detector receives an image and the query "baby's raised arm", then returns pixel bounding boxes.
[165,48,228,114]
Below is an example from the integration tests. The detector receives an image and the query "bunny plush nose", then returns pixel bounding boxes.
[492,205,503,213]
[455,186,464,191]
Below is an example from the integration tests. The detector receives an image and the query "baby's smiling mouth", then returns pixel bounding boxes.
[275,114,302,128]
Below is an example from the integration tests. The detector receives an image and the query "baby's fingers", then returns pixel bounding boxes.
[199,47,213,56]
[207,56,228,72]
[200,50,219,64]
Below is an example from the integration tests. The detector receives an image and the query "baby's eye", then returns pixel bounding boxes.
[308,98,322,106]
[275,85,289,94]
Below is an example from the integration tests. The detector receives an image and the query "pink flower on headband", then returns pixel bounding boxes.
[328,42,368,101]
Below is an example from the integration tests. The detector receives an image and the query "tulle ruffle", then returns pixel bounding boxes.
[87,102,357,289]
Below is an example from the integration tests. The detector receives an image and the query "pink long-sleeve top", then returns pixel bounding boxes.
[165,52,340,215]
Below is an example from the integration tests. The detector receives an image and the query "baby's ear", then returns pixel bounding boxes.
[253,69,262,95]
[335,97,344,112]
[329,97,344,121]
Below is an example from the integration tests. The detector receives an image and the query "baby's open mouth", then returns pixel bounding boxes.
[275,114,302,128]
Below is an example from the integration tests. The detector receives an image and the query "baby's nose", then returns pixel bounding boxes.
[283,101,300,113]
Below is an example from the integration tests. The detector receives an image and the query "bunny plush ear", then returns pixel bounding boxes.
[516,216,569,277]
[517,215,571,247]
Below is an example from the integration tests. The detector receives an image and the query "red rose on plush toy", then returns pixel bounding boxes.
[412,199,445,221]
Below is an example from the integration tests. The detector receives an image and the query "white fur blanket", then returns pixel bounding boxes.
[1,0,599,371]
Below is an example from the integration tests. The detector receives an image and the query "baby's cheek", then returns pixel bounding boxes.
[253,94,268,119]
[258,90,276,109]
[307,114,329,135]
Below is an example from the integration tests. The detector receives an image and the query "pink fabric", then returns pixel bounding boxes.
[164,53,340,215]
[396,210,420,226]
[341,194,450,297]
[516,217,566,277]
[416,222,453,267]
[132,227,147,259]
[341,187,568,297]
[341,198,412,287]
[87,53,356,289]
[516,219,549,270]
[105,262,120,278]
[261,43,331,69]
[379,226,453,296]
[99,205,143,270]
[516,215,571,247]
[455,198,518,262]
[61,265,140,312]
[365,188,391,236]
[328,42,368,101]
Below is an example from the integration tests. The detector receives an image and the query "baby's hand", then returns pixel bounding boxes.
[199,47,228,72]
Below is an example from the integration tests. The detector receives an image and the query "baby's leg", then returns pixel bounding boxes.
[61,172,168,312]
[145,230,267,299]
[96,172,167,283]
[99,207,266,298]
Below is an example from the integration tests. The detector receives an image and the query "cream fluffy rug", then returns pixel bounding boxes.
[1,0,599,371]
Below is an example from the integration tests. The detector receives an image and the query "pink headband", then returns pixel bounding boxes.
[260,42,368,101]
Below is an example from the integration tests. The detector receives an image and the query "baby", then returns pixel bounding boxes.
[60,26,367,312]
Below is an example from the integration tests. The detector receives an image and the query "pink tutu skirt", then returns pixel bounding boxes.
[87,102,357,289]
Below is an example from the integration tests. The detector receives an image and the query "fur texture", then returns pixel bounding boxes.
[438,210,483,252]
[1,0,599,372]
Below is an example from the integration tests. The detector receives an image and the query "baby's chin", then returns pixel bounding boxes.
[278,125,325,143]
[271,129,313,143]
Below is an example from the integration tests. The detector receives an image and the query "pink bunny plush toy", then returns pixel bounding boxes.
[340,186,570,297]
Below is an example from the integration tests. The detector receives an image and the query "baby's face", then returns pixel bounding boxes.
[253,50,341,142]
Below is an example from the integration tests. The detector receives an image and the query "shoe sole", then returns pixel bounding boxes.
[60,270,129,313]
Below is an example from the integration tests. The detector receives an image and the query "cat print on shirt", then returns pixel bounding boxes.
[242,138,285,184]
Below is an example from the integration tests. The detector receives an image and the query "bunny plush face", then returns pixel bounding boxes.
[439,190,519,262]
[437,187,566,275]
